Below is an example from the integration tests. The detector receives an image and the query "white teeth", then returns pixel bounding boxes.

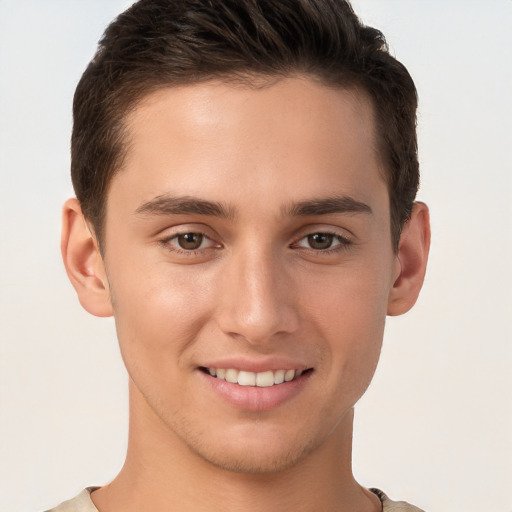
[238,370,256,386]
[256,370,274,387]
[225,369,239,384]
[274,369,285,385]
[284,369,295,382]
[207,367,305,386]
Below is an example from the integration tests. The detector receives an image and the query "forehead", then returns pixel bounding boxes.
[110,76,386,218]
[125,77,379,157]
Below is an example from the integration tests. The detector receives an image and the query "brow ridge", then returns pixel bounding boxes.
[135,194,372,220]
[285,195,373,217]
[135,195,235,219]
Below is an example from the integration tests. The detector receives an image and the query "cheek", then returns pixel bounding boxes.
[108,261,216,375]
[303,256,391,332]
[303,262,390,391]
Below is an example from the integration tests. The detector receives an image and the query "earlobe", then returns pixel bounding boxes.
[61,198,113,317]
[387,202,431,316]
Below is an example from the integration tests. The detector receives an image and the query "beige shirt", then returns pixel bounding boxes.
[46,487,426,512]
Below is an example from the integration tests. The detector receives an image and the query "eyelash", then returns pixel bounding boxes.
[159,230,352,256]
[292,231,352,254]
[159,231,218,256]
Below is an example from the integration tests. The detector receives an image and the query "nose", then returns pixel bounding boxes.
[215,243,299,346]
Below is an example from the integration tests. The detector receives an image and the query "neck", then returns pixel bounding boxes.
[91,381,380,512]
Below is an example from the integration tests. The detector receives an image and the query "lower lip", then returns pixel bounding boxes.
[199,370,311,411]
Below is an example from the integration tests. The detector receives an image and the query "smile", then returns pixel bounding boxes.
[203,367,307,387]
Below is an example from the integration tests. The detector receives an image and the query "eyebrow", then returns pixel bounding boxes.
[284,195,373,217]
[135,193,372,219]
[135,195,235,219]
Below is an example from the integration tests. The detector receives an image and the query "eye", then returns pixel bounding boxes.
[295,232,350,251]
[162,231,219,252]
[306,233,335,250]
[175,232,206,250]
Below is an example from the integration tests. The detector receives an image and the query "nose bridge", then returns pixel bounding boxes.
[216,240,298,344]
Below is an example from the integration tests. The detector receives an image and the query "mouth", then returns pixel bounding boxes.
[199,367,312,387]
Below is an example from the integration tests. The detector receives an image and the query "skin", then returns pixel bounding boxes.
[62,76,430,512]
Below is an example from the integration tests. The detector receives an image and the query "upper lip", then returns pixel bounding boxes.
[199,356,311,373]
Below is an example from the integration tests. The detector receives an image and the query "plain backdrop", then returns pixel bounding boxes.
[0,1,511,511]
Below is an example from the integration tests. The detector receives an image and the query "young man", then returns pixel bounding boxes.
[52,1,430,511]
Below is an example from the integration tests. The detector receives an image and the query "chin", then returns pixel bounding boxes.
[181,421,325,475]
[194,441,316,475]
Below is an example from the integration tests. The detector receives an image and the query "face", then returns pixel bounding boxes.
[101,77,399,473]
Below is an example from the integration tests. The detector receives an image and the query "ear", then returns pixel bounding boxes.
[61,198,113,317]
[387,202,431,316]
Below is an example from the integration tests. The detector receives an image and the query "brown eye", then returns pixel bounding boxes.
[177,233,204,250]
[307,233,334,250]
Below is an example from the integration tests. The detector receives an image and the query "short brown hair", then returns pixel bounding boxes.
[72,0,419,249]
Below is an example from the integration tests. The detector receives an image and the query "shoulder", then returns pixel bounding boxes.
[45,486,425,512]
[44,488,99,512]
[371,488,426,512]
